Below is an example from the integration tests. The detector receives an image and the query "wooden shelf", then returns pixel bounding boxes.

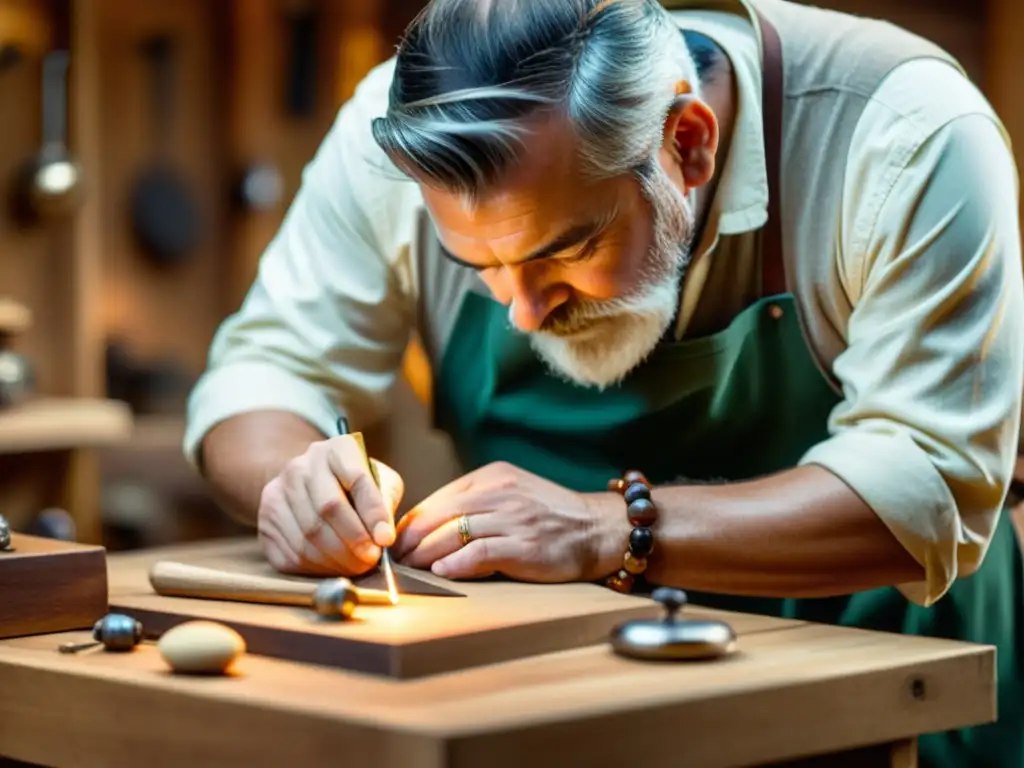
[0,398,133,455]
[129,415,185,451]
[0,299,32,336]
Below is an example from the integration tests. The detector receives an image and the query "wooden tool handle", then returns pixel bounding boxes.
[149,561,317,606]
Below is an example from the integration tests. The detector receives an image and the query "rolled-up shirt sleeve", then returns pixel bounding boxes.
[800,110,1024,607]
[184,60,415,469]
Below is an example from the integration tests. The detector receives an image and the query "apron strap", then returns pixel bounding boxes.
[754,9,786,297]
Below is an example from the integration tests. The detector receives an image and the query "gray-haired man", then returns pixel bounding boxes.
[186,2,1023,763]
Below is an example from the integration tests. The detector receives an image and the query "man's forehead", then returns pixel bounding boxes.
[422,172,620,243]
[413,113,631,268]
[421,128,620,235]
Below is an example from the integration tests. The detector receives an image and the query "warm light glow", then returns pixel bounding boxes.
[384,552,400,606]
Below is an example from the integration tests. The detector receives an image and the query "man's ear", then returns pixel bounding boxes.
[661,89,719,191]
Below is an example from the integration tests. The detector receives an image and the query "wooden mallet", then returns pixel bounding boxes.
[148,561,396,621]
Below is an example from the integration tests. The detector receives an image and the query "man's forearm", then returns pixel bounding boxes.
[199,410,328,526]
[593,464,925,597]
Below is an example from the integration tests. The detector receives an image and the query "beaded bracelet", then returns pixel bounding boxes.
[604,469,658,593]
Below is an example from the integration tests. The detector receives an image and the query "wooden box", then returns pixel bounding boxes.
[0,533,108,639]
[108,539,665,679]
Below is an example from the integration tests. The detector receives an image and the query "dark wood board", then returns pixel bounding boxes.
[0,533,107,639]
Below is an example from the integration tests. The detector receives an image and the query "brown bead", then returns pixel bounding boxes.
[605,570,635,593]
[606,477,628,494]
[623,552,647,575]
[623,470,649,487]
[627,498,658,527]
[623,482,650,505]
[629,526,655,558]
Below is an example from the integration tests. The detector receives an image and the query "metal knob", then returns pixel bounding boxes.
[59,613,144,654]
[0,513,11,551]
[312,578,359,620]
[652,587,688,621]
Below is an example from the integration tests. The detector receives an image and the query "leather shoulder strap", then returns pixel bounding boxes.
[754,9,785,297]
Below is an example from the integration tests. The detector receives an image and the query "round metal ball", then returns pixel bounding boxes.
[312,578,359,620]
[238,163,284,211]
[0,514,10,550]
[92,613,144,651]
[652,587,689,621]
[0,350,34,409]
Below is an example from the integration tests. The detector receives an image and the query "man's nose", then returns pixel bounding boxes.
[506,268,569,333]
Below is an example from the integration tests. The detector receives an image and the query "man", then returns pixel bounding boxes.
[186,0,1023,764]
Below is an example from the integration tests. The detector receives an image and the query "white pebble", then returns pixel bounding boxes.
[158,621,246,675]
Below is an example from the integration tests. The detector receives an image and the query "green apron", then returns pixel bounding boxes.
[433,284,1023,767]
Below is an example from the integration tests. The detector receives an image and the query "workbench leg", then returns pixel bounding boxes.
[888,738,918,768]
[768,737,919,766]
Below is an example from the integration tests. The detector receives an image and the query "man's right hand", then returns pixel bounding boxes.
[257,436,404,576]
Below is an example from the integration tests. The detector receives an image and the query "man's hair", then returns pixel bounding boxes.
[371,0,699,199]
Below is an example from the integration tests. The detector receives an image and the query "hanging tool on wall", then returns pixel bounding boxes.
[231,0,320,213]
[233,160,283,213]
[285,0,318,119]
[12,48,84,224]
[130,33,202,266]
[0,298,34,409]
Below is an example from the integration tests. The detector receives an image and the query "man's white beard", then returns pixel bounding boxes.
[526,165,696,390]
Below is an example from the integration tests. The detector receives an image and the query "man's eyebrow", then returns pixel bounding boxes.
[440,213,615,271]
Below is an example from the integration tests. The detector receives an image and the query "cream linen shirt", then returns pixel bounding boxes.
[185,11,1023,607]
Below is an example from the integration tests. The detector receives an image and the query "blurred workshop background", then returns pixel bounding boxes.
[0,0,1021,553]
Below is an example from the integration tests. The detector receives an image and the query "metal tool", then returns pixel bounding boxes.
[335,416,399,603]
[311,579,359,620]
[0,514,12,552]
[0,349,33,408]
[16,49,84,223]
[59,614,144,654]
[148,561,394,615]
[234,161,284,212]
[130,33,201,265]
[609,587,737,661]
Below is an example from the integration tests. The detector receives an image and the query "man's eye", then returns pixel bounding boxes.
[564,240,599,264]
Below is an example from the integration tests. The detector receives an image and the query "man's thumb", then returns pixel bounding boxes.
[371,458,404,520]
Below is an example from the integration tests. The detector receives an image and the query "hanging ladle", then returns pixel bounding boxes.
[15,49,84,223]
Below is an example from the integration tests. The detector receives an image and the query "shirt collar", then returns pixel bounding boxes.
[667,2,769,235]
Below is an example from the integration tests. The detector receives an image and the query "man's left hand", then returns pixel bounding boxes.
[391,462,620,582]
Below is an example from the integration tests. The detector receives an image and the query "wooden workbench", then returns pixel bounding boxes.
[0,541,997,768]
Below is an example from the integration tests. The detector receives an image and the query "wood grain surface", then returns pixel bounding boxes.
[0,532,107,639]
[107,538,689,678]
[0,615,994,767]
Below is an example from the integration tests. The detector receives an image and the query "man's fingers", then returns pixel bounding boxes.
[258,516,298,573]
[393,476,478,559]
[303,467,379,568]
[399,510,502,569]
[279,471,357,575]
[273,512,342,575]
[372,458,405,532]
[431,535,525,580]
[327,437,395,547]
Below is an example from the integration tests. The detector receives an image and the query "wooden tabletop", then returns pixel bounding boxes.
[0,541,997,768]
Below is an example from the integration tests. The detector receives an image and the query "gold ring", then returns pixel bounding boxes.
[457,515,473,546]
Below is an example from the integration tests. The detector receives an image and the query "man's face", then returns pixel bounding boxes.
[421,117,696,389]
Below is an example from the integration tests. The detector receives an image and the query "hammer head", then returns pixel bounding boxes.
[312,578,358,620]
